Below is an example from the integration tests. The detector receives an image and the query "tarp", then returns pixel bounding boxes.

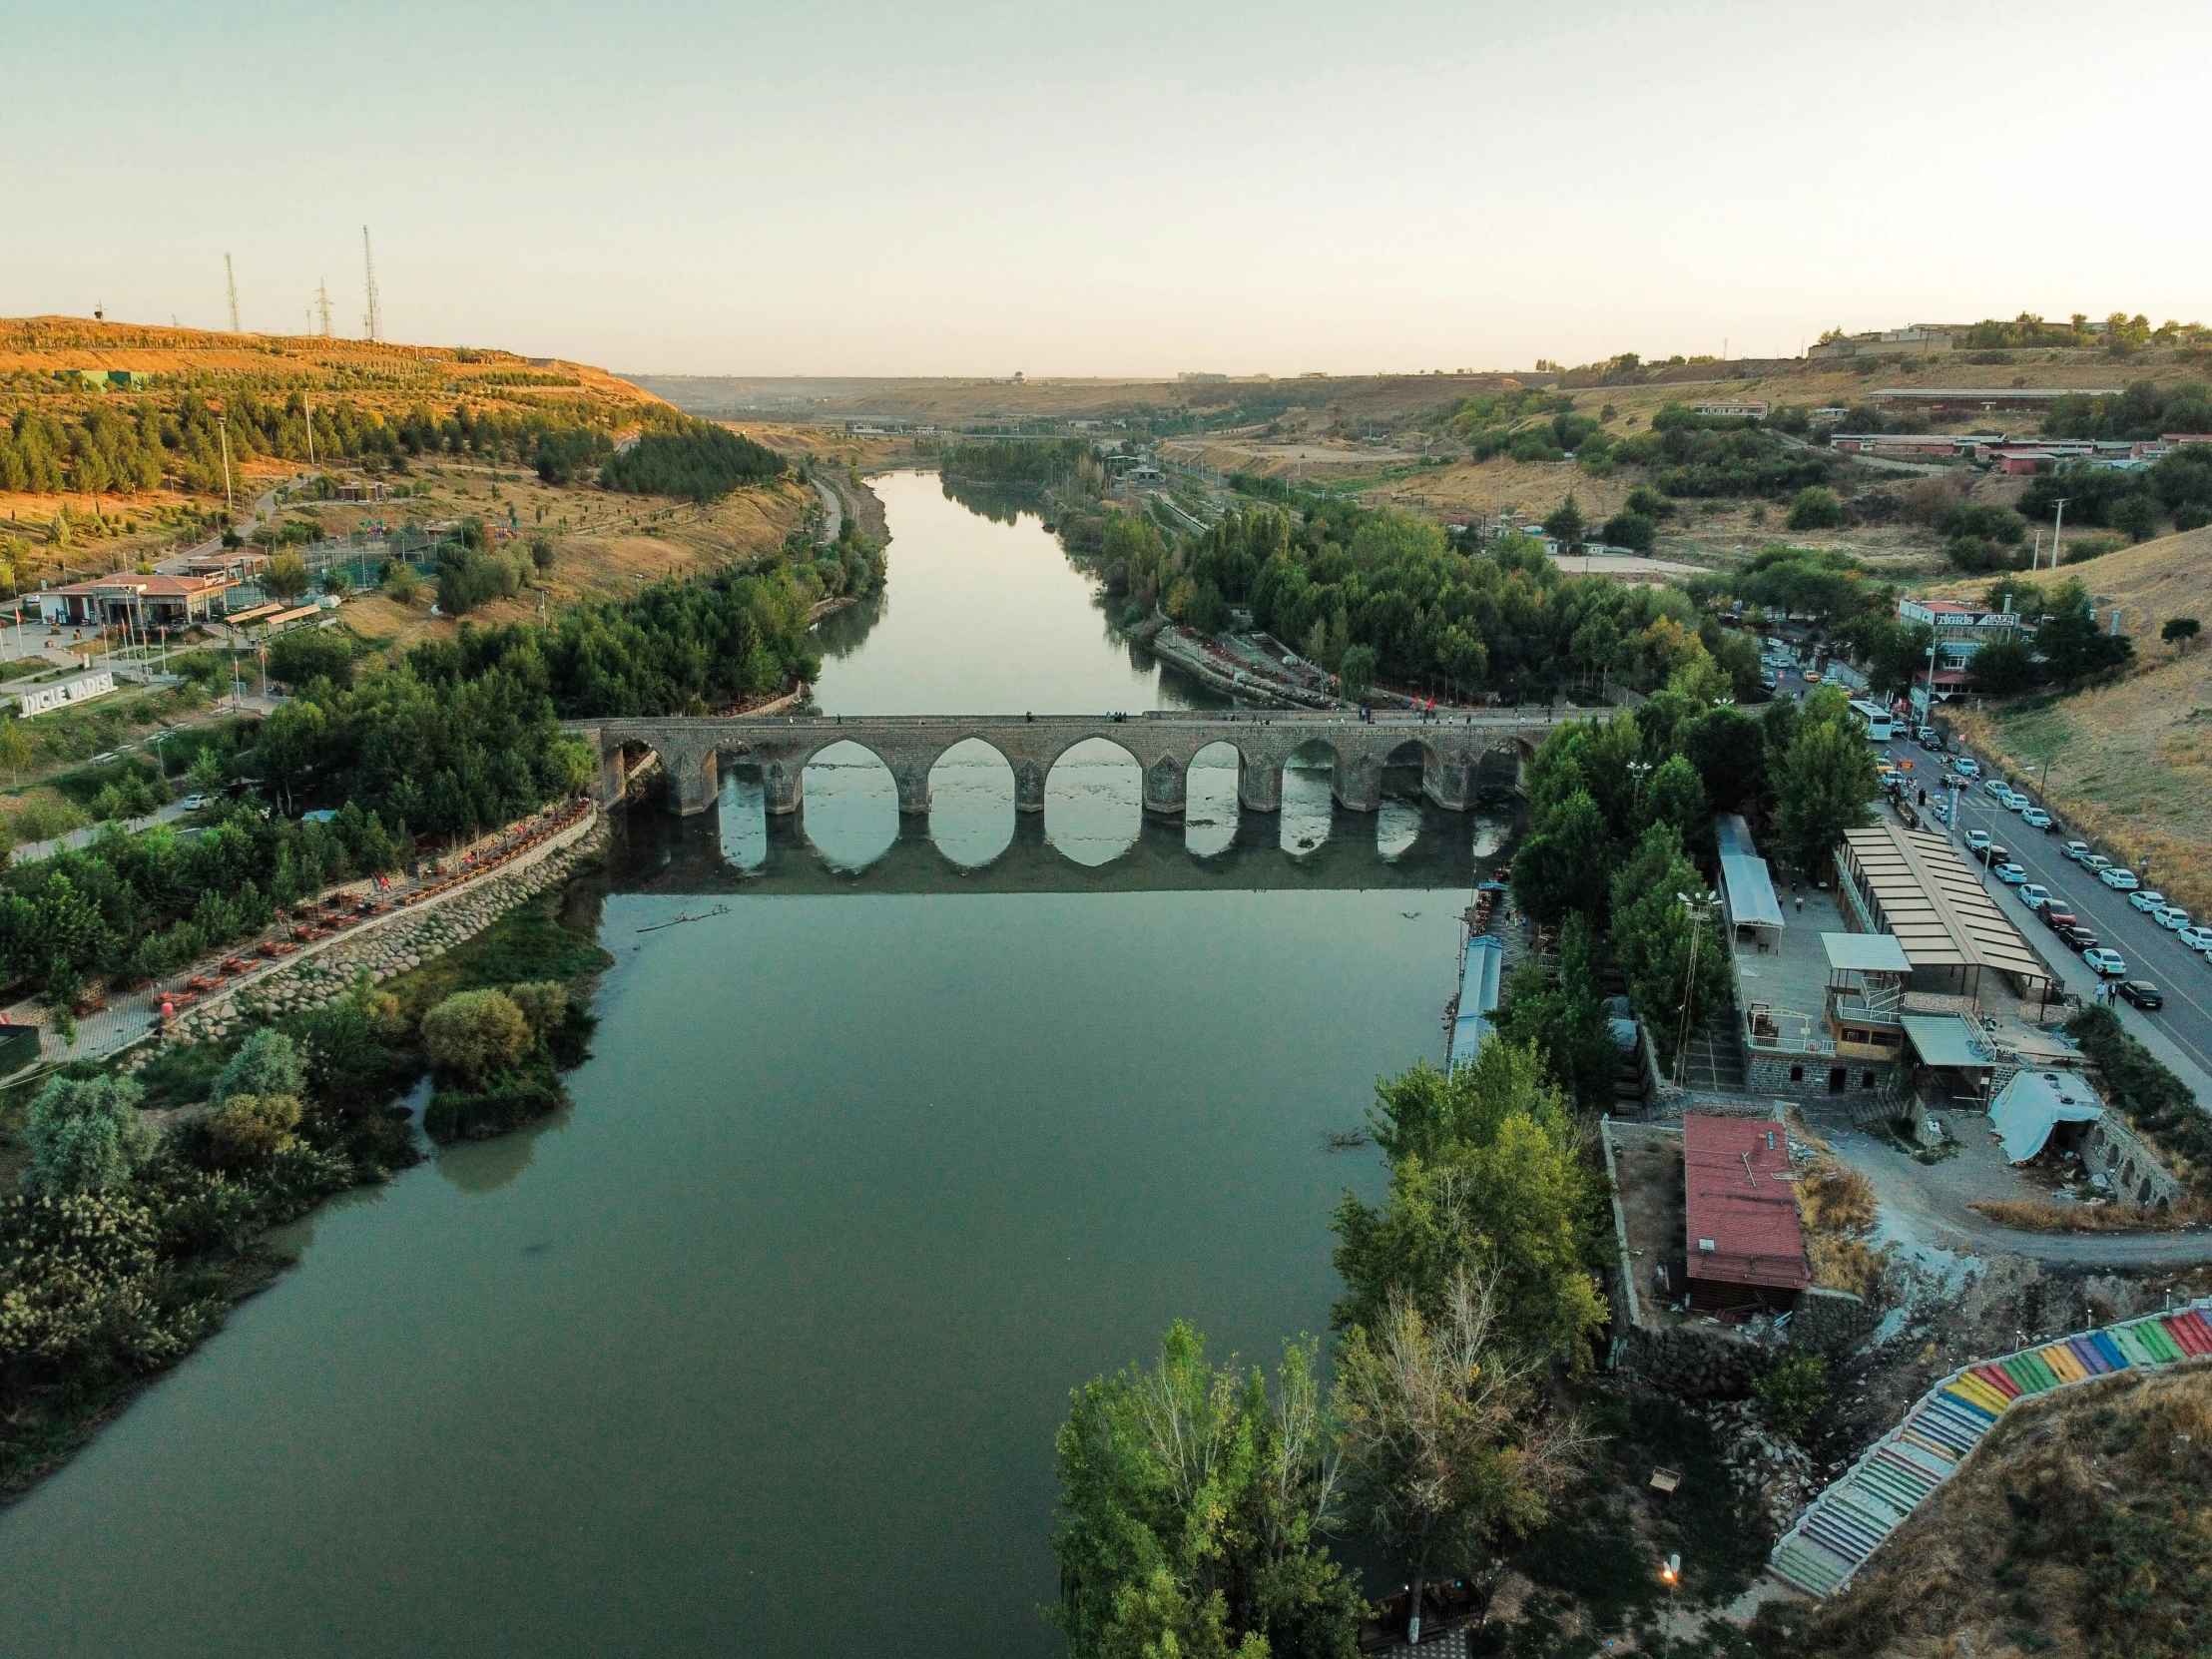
[1989,1070,2103,1162]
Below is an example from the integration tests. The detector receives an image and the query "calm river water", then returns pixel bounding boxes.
[0,471,1508,1657]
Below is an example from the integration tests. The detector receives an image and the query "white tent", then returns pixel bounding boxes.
[1989,1070,2103,1163]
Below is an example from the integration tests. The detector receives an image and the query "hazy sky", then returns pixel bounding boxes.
[9,1,2208,376]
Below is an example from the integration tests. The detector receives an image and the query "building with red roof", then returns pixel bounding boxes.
[1682,1114,1810,1314]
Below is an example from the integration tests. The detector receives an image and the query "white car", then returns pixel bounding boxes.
[2177,925,2212,954]
[1995,862,2028,884]
[2083,854,2113,874]
[2019,883,2051,908]
[2157,906,2192,931]
[180,794,209,811]
[2083,947,2127,976]
[1954,758,1981,779]
[2099,866,2140,891]
[2062,839,2092,862]
[2020,808,2052,830]
[1930,800,1950,825]
[2130,890,2167,913]
[1965,829,1992,852]
[1983,778,2011,799]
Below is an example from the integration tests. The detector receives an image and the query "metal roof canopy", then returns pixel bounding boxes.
[1821,932,1913,974]
[1720,852,1786,931]
[1682,1115,1810,1292]
[1839,824,2051,986]
[1902,1012,1994,1070]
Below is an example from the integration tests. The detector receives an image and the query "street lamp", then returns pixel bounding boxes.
[1660,1554,1681,1659]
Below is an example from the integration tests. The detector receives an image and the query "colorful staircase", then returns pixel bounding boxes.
[1768,1299,2212,1598]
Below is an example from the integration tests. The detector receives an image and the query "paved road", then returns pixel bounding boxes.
[1896,738,2212,1087]
[811,476,843,544]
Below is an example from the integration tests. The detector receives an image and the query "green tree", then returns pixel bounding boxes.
[2163,616,2202,648]
[1770,690,1879,876]
[422,988,531,1083]
[268,627,353,690]
[1541,493,1585,553]
[1786,486,1845,530]
[1866,620,1936,700]
[529,532,556,573]
[1335,1268,1590,1642]
[1969,636,2038,695]
[1493,916,1618,1112]
[1753,1353,1830,1442]
[1638,754,1709,848]
[1599,509,1655,552]
[2035,579,2134,683]
[264,551,311,602]
[212,1028,307,1105]
[1510,790,1610,925]
[1050,1324,1366,1659]
[207,1092,302,1170]
[2109,492,2163,543]
[1338,644,1377,703]
[1332,1043,1605,1368]
[187,745,227,797]
[19,1074,156,1196]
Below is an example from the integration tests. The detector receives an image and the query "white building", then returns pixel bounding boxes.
[1897,597,2025,671]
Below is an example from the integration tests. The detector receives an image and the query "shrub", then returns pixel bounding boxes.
[1786,486,1845,530]
[2176,503,2212,532]
[1754,1352,1830,1441]
[1601,509,1656,552]
[267,628,353,690]
[207,1092,302,1170]
[0,1190,218,1385]
[211,1029,305,1106]
[421,988,531,1083]
[19,1075,157,1197]
[2109,492,2164,542]
[505,980,570,1039]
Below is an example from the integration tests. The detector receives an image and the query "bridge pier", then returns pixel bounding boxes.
[1421,750,1478,813]
[1236,755,1281,814]
[669,747,719,817]
[1142,756,1187,819]
[1332,755,1382,813]
[889,755,933,817]
[1013,759,1046,814]
[763,759,803,816]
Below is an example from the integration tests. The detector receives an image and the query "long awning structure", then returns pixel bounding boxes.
[1820,933,1912,974]
[1901,1012,1996,1071]
[1837,823,2052,991]
[1720,852,1786,933]
[1447,934,1505,1073]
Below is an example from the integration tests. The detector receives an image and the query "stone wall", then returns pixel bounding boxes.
[167,817,608,1046]
[2084,1113,2189,1207]
[1789,1286,1878,1355]
[1615,1322,1762,1399]
[1746,1047,1892,1100]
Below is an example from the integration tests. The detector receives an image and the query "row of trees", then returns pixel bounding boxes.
[2018,443,2212,543]
[1051,1043,1605,1657]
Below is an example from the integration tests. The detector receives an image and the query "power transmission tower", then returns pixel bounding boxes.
[316,279,333,337]
[226,253,241,332]
[361,227,381,343]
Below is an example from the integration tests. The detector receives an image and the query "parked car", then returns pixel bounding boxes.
[1965,829,1992,853]
[2129,889,2167,913]
[2062,839,2092,862]
[1917,727,1943,751]
[2083,947,2127,976]
[179,794,208,811]
[2156,906,2192,932]
[2057,924,2099,951]
[1983,778,2011,799]
[1954,758,1981,778]
[2099,866,2141,891]
[2038,900,2078,931]
[2019,883,2051,909]
[2117,980,2164,1010]
[2083,854,2113,874]
[2177,924,2212,954]
[1978,843,2010,868]
[1930,799,1950,825]
[1995,862,2028,884]
[2020,807,2053,830]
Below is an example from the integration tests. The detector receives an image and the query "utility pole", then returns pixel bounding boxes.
[219,419,234,512]
[305,393,315,468]
[316,279,333,337]
[2050,498,2069,568]
[361,227,381,343]
[226,254,241,332]
[1672,891,1717,1086]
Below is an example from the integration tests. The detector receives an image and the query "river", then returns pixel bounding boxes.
[0,470,1509,1658]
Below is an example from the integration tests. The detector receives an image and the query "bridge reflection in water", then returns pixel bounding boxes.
[613,760,1517,897]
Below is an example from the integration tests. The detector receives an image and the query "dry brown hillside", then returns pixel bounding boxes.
[1942,525,2212,910]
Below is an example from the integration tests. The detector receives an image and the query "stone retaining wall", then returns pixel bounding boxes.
[167,815,608,1046]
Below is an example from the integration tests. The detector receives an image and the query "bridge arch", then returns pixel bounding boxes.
[800,740,900,870]
[1184,740,1242,857]
[1044,736,1143,866]
[927,737,1016,867]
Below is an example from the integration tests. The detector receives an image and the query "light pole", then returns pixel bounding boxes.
[2049,498,2069,568]
[1673,891,1719,1085]
[1660,1554,1681,1659]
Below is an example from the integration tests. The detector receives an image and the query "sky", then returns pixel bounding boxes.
[7,0,2209,377]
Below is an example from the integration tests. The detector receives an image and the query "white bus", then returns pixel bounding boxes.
[1850,699,1895,743]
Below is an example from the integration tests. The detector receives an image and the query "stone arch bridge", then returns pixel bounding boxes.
[565,711,1565,819]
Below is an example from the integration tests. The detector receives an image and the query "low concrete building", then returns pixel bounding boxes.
[37,573,232,629]
[1683,1115,1810,1316]
[1896,597,2024,671]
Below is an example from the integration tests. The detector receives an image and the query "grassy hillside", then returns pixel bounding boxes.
[1773,1364,2212,1659]
[1944,525,2212,911]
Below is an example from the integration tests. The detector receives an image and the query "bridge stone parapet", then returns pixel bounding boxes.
[564,711,1564,820]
